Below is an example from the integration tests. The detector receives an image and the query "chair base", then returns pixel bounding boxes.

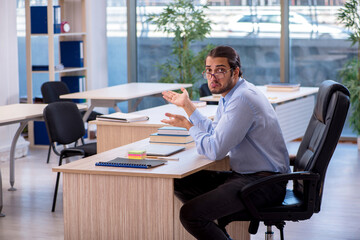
[265,226,274,240]
[264,222,285,240]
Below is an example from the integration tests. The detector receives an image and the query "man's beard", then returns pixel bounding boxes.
[209,79,234,94]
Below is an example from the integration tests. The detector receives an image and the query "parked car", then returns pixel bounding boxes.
[228,11,349,39]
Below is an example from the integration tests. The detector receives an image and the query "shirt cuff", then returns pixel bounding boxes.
[189,108,202,125]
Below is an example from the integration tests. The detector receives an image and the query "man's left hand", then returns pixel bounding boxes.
[161,113,193,130]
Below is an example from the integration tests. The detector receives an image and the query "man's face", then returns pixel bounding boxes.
[205,57,239,96]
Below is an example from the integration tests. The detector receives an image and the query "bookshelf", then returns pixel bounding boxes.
[25,0,87,104]
[25,0,87,144]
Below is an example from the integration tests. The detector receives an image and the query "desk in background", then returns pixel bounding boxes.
[92,104,218,153]
[0,104,48,192]
[61,82,192,121]
[200,86,319,142]
[0,103,87,191]
[53,139,249,240]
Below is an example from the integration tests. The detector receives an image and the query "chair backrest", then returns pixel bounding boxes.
[43,102,85,145]
[41,81,71,103]
[293,80,350,213]
[199,83,211,97]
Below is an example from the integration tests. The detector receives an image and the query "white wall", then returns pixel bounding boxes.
[0,0,29,162]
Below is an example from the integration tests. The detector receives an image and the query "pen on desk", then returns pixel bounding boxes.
[146,156,179,161]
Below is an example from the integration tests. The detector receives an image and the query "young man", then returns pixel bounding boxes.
[161,46,290,240]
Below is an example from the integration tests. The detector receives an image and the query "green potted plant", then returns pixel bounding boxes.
[338,0,360,149]
[146,0,214,99]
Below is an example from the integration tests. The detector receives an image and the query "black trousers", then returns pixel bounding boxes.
[174,170,287,240]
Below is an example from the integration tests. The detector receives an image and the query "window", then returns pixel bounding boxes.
[289,1,355,137]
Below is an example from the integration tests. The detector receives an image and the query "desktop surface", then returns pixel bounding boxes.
[53,139,223,179]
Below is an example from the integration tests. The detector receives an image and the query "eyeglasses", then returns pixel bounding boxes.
[202,68,232,80]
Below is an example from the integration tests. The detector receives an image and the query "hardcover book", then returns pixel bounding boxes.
[157,126,189,135]
[149,133,194,144]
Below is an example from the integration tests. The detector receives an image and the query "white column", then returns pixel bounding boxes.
[84,0,108,115]
[86,0,108,92]
[0,0,29,162]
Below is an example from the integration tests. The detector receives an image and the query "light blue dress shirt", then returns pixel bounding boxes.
[189,78,290,174]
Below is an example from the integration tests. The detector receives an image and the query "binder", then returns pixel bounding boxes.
[95,157,166,169]
[60,41,84,67]
[53,6,61,33]
[61,76,86,103]
[30,6,61,34]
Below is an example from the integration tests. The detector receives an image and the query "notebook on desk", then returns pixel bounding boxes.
[95,157,166,169]
[145,144,185,156]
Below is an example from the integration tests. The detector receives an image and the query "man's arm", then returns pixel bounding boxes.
[162,87,196,117]
[191,96,254,160]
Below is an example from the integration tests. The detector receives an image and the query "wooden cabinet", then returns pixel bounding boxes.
[25,0,87,104]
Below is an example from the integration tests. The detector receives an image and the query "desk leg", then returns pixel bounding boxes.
[128,97,143,112]
[9,121,28,191]
[113,104,121,112]
[0,169,5,217]
[82,105,95,122]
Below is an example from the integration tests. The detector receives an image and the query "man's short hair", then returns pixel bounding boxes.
[206,45,243,77]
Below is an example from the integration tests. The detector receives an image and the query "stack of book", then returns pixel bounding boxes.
[149,126,194,144]
[266,82,300,92]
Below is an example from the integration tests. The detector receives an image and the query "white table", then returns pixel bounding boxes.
[61,82,192,121]
[200,86,319,142]
[0,103,87,191]
[0,104,48,192]
[200,86,318,104]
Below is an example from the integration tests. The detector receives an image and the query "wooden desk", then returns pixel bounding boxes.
[0,103,87,191]
[200,86,319,142]
[53,139,249,240]
[93,104,218,153]
[60,82,192,121]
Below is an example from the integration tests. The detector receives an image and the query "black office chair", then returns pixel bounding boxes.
[43,102,97,212]
[41,81,71,103]
[199,83,217,105]
[217,80,350,240]
[41,81,101,163]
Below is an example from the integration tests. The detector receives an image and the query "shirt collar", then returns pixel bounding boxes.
[221,77,245,105]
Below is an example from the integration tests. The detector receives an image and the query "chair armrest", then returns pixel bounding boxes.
[240,171,320,218]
